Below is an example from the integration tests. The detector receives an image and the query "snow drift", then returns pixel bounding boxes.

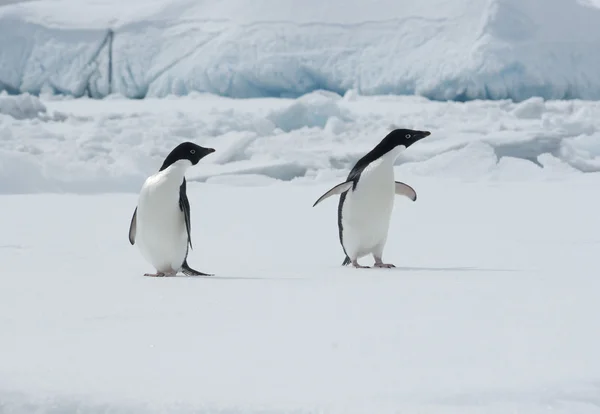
[1,0,600,101]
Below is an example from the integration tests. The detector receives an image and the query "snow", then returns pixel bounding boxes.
[1,0,600,100]
[1,175,600,413]
[1,93,600,412]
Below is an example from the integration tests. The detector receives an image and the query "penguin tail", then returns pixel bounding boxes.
[342,256,351,266]
[181,260,214,277]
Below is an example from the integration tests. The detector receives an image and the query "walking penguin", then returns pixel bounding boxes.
[312,128,430,268]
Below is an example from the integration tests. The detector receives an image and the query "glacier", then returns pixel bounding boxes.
[1,0,600,101]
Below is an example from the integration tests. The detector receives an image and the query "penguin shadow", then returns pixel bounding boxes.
[359,265,519,273]
[0,244,25,250]
[170,275,306,281]
[171,266,519,278]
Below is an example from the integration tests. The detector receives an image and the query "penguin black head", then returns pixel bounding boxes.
[159,142,215,171]
[381,128,431,150]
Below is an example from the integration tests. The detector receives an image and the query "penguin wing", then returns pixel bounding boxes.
[128,207,137,245]
[179,178,193,250]
[395,181,417,201]
[312,181,354,207]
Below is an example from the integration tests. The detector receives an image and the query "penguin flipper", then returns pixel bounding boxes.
[313,181,354,207]
[179,179,193,250]
[128,207,137,245]
[181,260,213,276]
[395,181,417,201]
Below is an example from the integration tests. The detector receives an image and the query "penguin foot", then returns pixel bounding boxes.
[351,260,370,269]
[374,257,395,268]
[144,270,177,277]
[374,263,396,269]
[144,272,165,277]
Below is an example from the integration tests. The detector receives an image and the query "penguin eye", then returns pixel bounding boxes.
[190,150,196,154]
[405,134,411,139]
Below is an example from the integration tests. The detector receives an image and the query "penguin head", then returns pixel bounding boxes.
[384,129,431,150]
[159,142,216,171]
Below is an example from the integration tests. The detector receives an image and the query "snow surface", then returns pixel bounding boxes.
[1,0,600,100]
[1,176,600,413]
[1,94,600,413]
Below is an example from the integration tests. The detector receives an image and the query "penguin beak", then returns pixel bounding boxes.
[417,131,431,140]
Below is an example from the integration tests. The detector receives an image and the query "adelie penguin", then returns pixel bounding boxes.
[312,128,430,268]
[128,142,215,277]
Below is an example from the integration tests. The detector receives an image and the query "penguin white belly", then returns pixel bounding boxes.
[341,159,395,259]
[136,176,188,272]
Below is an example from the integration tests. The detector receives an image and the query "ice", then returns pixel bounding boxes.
[0,93,47,120]
[266,91,350,132]
[511,97,546,119]
[1,0,600,100]
[0,93,599,194]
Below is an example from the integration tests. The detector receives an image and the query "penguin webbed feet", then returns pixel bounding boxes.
[374,257,395,268]
[144,270,177,277]
[374,262,396,269]
[143,262,214,277]
[344,256,396,269]
[345,257,370,268]
[352,260,370,269]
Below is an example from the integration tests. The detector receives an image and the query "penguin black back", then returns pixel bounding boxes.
[159,142,215,172]
[337,128,430,265]
[345,129,430,188]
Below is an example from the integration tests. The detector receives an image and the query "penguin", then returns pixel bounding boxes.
[128,142,215,277]
[312,128,430,268]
